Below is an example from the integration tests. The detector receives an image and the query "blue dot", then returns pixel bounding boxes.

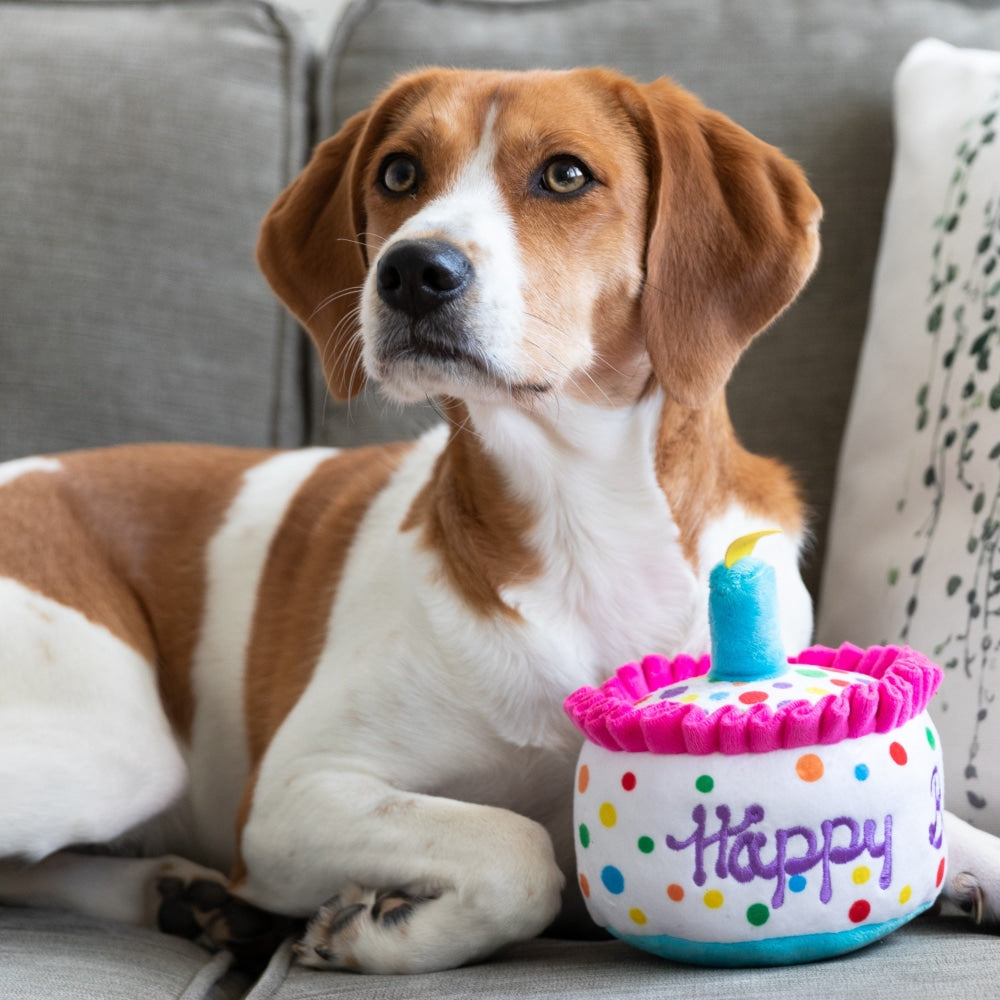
[709,690,731,701]
[855,764,870,782]
[601,865,625,895]
[789,875,807,893]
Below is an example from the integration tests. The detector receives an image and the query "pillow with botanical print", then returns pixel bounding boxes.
[819,39,1000,835]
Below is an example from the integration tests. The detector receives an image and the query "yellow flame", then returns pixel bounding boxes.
[723,529,781,569]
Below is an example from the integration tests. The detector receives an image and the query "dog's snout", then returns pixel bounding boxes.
[376,239,473,319]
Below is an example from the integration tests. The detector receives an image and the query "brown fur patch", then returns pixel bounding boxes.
[402,401,541,619]
[0,446,269,740]
[654,393,806,570]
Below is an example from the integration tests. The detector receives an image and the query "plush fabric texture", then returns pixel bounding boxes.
[316,0,1000,599]
[819,39,1000,836]
[564,645,941,754]
[0,0,311,459]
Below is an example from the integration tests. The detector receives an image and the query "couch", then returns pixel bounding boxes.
[2,0,1000,996]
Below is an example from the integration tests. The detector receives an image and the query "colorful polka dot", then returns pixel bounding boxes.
[830,678,851,688]
[853,866,871,885]
[936,858,946,888]
[599,802,617,828]
[601,865,625,895]
[579,824,590,849]
[789,875,807,893]
[637,836,655,854]
[629,908,648,926]
[849,900,871,923]
[577,765,590,794]
[772,681,794,689]
[890,742,909,766]
[679,693,700,703]
[704,890,724,909]
[899,885,913,905]
[621,771,637,792]
[796,753,824,782]
[926,727,937,750]
[854,764,870,782]
[738,690,769,705]
[667,884,685,902]
[806,687,832,697]
[709,690,731,700]
[579,874,590,898]
[695,774,715,794]
[746,903,770,927]
[796,668,827,679]
[658,685,688,699]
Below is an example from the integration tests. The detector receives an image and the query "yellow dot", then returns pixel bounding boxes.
[679,693,700,703]
[806,687,832,697]
[629,907,647,926]
[899,885,913,905]
[599,802,617,828]
[704,890,724,909]
[853,866,871,885]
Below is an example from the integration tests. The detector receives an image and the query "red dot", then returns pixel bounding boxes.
[621,771,637,791]
[848,900,871,924]
[738,690,769,705]
[936,857,946,888]
[830,678,850,688]
[889,742,908,766]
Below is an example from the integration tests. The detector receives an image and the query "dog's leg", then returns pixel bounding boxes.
[940,811,1000,925]
[237,772,565,974]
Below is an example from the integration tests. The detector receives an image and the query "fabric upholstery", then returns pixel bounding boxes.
[0,0,311,460]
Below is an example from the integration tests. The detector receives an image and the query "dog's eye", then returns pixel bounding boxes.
[539,156,593,196]
[380,155,419,195]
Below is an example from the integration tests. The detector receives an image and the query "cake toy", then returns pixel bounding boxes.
[564,531,947,966]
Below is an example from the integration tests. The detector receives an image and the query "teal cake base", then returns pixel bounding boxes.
[609,900,934,967]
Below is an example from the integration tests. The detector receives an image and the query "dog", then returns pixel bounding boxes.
[1,67,998,975]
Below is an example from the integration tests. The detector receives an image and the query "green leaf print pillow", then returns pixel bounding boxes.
[820,39,1000,836]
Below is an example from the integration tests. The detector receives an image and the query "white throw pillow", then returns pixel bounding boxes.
[819,38,1000,835]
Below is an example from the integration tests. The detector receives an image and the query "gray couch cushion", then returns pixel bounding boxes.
[315,0,1000,598]
[249,916,1000,999]
[0,906,249,999]
[0,0,312,460]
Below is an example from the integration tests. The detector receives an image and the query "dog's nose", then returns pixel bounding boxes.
[376,239,473,319]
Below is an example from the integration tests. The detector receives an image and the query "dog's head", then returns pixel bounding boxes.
[258,68,820,409]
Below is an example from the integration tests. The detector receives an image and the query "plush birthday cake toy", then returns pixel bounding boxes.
[564,531,947,967]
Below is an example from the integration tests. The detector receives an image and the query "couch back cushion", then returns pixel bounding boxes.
[316,0,1000,597]
[0,0,311,457]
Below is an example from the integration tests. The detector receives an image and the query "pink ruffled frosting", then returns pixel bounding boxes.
[563,644,942,755]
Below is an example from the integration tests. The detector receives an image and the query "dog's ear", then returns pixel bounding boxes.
[257,109,371,400]
[633,79,821,406]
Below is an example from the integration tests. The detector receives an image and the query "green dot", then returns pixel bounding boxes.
[926,727,937,750]
[637,836,655,854]
[795,668,827,679]
[747,903,770,927]
[579,824,590,848]
[695,775,715,794]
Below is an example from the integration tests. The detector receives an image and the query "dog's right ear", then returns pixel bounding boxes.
[257,109,371,400]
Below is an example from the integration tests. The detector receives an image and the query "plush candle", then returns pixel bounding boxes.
[565,532,946,967]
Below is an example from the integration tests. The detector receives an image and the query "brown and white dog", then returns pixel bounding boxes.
[1,68,997,974]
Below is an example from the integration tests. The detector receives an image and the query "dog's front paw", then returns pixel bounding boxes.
[155,867,297,973]
[294,884,437,972]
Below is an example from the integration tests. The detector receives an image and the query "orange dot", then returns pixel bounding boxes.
[796,753,824,782]
[579,873,590,898]
[578,764,590,794]
[667,883,685,902]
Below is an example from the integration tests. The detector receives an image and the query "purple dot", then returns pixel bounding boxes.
[658,685,688,699]
[772,681,794,689]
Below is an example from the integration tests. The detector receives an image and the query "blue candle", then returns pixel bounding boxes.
[708,530,789,683]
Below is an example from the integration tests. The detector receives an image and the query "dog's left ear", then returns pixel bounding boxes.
[257,109,371,400]
[632,79,821,406]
